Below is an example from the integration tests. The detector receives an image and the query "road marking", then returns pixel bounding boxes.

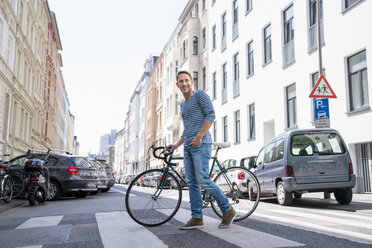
[254,212,372,245]
[159,208,303,248]
[268,209,372,230]
[16,216,63,229]
[96,211,167,248]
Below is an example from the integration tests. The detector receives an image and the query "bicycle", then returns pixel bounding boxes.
[125,142,261,227]
[1,154,25,198]
[0,155,13,203]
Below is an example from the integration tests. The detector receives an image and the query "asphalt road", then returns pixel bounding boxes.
[0,185,371,248]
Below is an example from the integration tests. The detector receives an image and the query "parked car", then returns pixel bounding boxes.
[170,167,187,188]
[252,128,356,206]
[240,156,257,170]
[124,174,135,184]
[7,151,99,200]
[89,160,109,192]
[96,161,115,192]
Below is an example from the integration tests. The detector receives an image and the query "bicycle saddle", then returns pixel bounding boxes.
[212,142,231,149]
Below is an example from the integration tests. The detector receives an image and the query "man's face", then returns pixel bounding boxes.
[176,73,193,95]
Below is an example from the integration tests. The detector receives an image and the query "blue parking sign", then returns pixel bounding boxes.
[314,98,329,119]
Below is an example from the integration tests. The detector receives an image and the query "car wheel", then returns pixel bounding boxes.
[74,191,88,198]
[334,188,352,204]
[48,180,61,201]
[101,188,110,193]
[276,181,292,206]
[293,193,302,199]
[248,182,257,201]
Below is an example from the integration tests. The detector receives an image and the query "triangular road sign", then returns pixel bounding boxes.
[309,74,337,98]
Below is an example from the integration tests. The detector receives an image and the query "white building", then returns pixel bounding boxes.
[207,0,371,193]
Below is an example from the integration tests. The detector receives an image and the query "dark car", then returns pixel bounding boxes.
[7,152,98,200]
[96,161,115,192]
[170,167,187,188]
[89,160,109,192]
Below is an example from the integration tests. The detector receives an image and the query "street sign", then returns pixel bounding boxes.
[309,74,337,98]
[314,98,330,128]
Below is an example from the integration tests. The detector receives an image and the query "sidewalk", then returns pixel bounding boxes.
[302,192,372,203]
[0,198,26,213]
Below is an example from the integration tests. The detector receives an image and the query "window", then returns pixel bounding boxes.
[264,142,276,163]
[248,103,255,140]
[193,36,198,55]
[344,0,362,10]
[232,0,239,40]
[233,53,240,97]
[202,27,206,50]
[286,83,297,128]
[263,25,272,64]
[221,13,227,50]
[308,0,324,51]
[213,121,217,142]
[223,116,228,142]
[193,71,198,90]
[247,41,254,76]
[202,0,206,11]
[212,72,217,99]
[246,0,252,13]
[222,63,227,104]
[0,18,4,56]
[212,25,216,50]
[8,33,15,70]
[273,139,285,160]
[283,5,294,66]
[202,67,206,90]
[311,71,319,121]
[182,40,187,61]
[348,50,369,111]
[234,110,240,144]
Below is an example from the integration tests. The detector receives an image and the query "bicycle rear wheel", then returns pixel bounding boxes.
[9,172,25,198]
[211,167,260,221]
[125,169,182,227]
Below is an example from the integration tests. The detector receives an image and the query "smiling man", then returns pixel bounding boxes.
[167,70,236,230]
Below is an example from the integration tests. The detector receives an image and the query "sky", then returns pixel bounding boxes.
[47,0,189,155]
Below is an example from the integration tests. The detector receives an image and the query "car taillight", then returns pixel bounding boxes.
[286,165,294,177]
[30,176,38,181]
[67,165,79,176]
[211,173,215,178]
[238,172,245,180]
[159,175,162,179]
[180,173,184,178]
[349,163,353,175]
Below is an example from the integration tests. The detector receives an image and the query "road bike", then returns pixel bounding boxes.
[125,142,261,227]
[0,155,13,203]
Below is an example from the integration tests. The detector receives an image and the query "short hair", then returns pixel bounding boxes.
[176,70,192,81]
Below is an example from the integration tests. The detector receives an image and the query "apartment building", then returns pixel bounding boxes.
[207,0,371,193]
[0,0,75,158]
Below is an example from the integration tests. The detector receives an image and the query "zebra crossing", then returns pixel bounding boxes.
[2,185,371,248]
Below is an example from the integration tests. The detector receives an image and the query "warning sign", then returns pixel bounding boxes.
[309,74,337,98]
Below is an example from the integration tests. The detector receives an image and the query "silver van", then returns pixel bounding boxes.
[252,128,356,206]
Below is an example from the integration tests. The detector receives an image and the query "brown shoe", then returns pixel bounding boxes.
[179,218,204,230]
[218,207,237,229]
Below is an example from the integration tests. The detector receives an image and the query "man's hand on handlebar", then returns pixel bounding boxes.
[165,144,178,152]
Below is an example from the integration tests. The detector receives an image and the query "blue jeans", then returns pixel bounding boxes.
[183,143,230,218]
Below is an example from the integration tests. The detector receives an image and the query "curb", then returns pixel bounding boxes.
[0,198,26,213]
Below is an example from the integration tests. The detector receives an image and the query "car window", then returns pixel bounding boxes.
[9,157,28,167]
[242,157,256,169]
[73,157,93,168]
[291,133,345,156]
[230,160,237,167]
[255,149,264,168]
[273,139,285,161]
[264,142,276,163]
[45,157,58,166]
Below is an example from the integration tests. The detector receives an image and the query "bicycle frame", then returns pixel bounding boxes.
[155,146,235,203]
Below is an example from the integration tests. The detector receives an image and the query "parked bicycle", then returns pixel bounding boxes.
[0,154,13,203]
[125,142,260,227]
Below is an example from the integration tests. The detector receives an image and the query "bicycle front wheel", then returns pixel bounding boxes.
[2,175,13,203]
[125,169,182,227]
[211,167,260,221]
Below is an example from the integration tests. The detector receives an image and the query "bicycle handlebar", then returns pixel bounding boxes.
[152,146,175,165]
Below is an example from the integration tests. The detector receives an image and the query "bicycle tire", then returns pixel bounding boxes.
[2,175,13,203]
[211,166,260,221]
[125,169,182,227]
[9,172,25,198]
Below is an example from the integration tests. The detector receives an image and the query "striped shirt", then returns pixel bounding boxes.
[181,90,215,145]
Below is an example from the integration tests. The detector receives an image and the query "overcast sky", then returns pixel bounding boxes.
[47,0,189,155]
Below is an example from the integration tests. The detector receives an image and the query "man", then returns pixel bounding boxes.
[167,70,236,229]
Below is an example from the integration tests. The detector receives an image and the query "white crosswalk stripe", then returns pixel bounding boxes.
[158,208,303,248]
[96,211,167,248]
[16,215,63,229]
